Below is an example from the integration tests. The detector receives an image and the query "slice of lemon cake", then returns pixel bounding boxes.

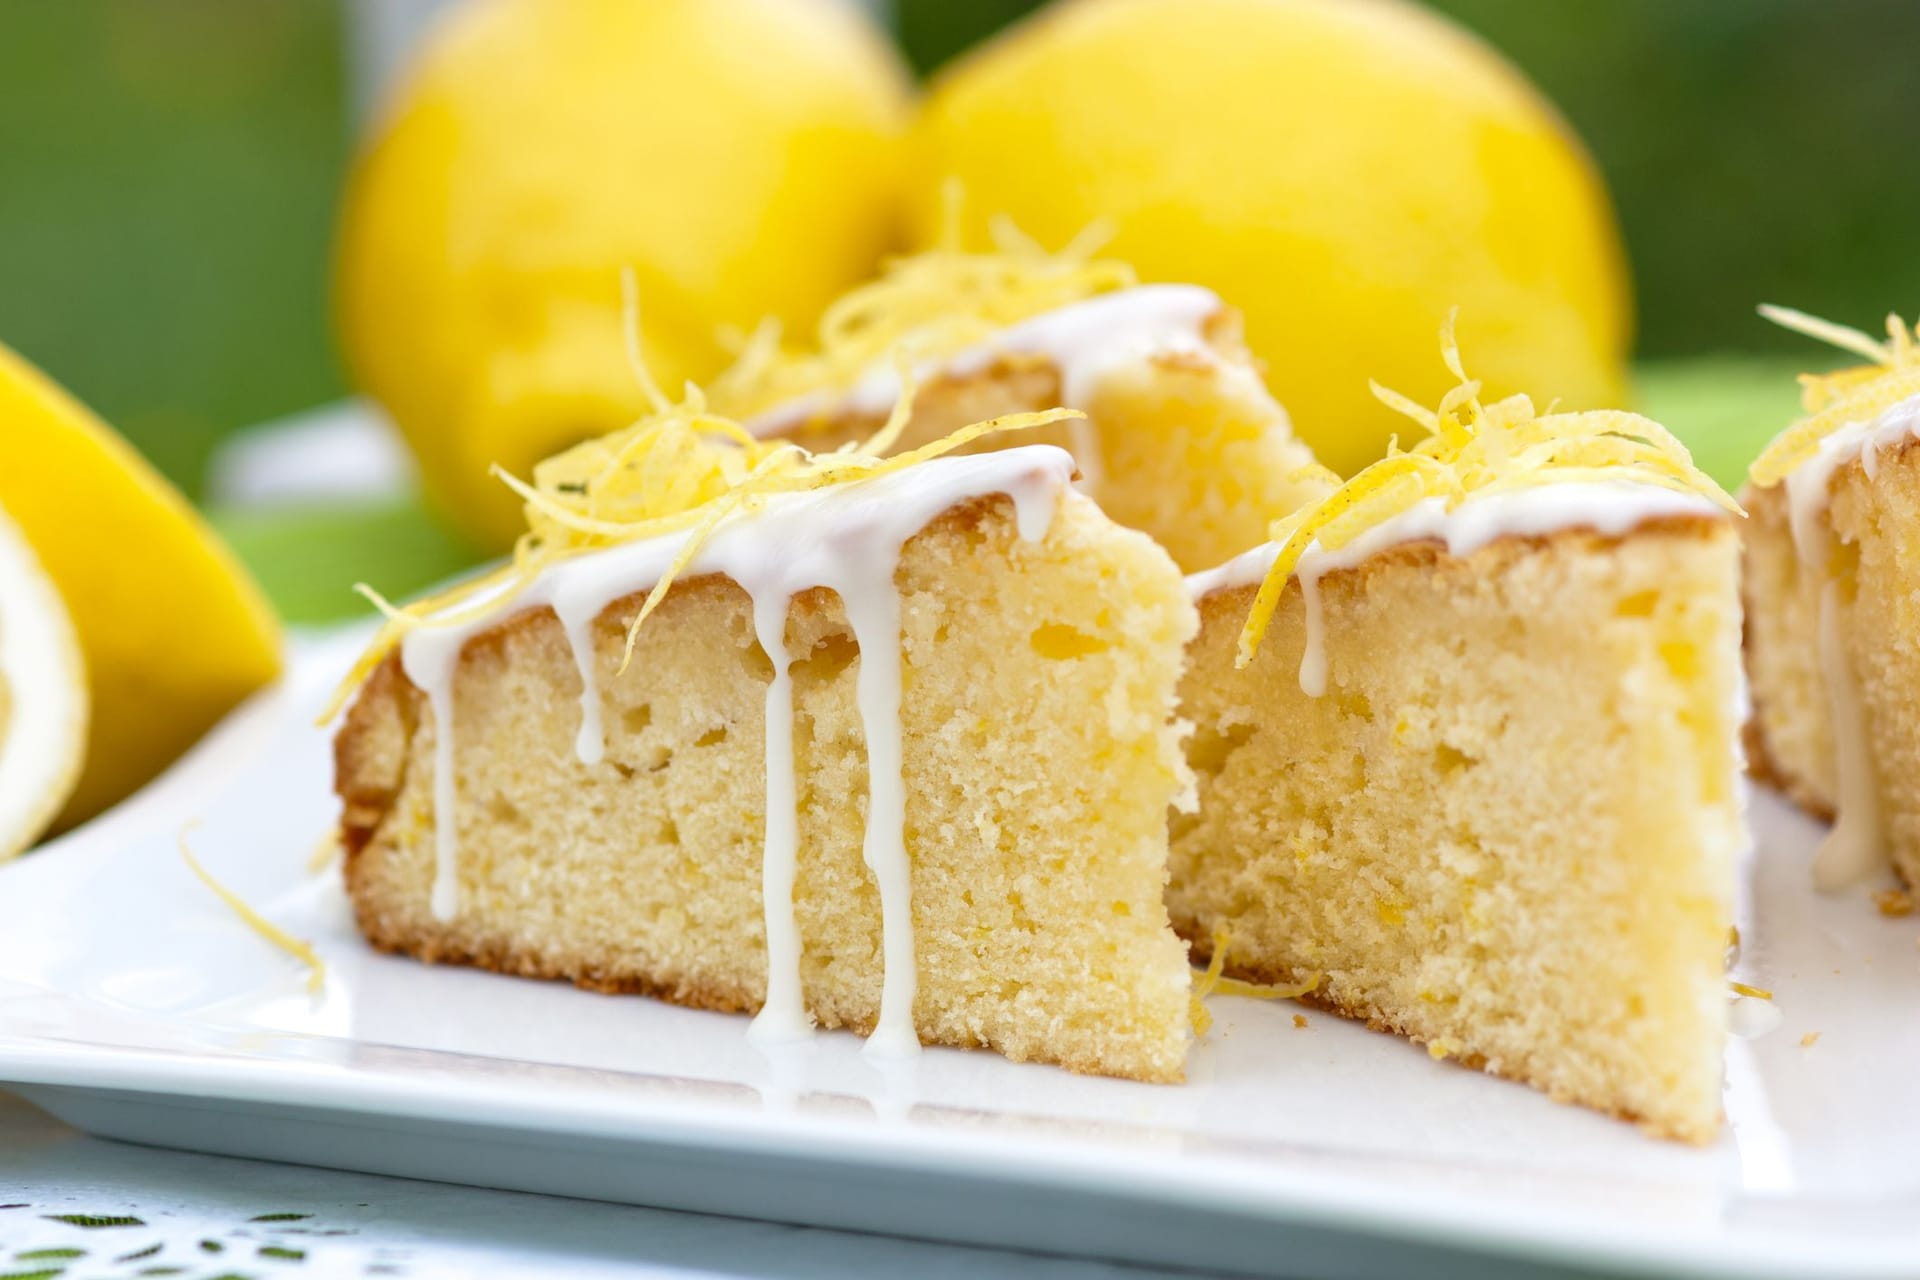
[1742,308,1920,891]
[711,228,1329,572]
[332,386,1197,1081]
[1172,327,1745,1142]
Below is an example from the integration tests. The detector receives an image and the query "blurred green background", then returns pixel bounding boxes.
[3,0,1915,618]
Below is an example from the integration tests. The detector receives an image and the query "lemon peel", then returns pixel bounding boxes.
[307,831,343,875]
[1730,981,1773,1001]
[712,188,1135,424]
[1189,924,1322,1035]
[1235,312,1738,666]
[179,827,325,997]
[326,346,1082,721]
[1749,307,1920,488]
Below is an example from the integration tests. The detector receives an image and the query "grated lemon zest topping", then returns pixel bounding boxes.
[1731,981,1773,1001]
[1749,306,1920,488]
[179,826,325,997]
[1234,311,1738,666]
[712,186,1137,423]
[1189,924,1323,1035]
[323,302,1082,720]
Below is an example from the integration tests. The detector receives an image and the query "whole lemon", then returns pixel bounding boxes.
[338,0,912,548]
[907,0,1631,477]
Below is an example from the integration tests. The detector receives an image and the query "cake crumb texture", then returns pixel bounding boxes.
[1173,520,1742,1142]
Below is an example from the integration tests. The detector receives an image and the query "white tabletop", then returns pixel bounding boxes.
[0,1091,1232,1280]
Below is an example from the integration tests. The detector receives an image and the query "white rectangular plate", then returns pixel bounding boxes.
[2,627,1916,1278]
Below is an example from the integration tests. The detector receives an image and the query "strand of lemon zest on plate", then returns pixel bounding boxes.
[179,825,325,996]
[1189,924,1323,1035]
[307,832,343,875]
[712,182,1135,421]
[1189,930,1231,1035]
[1730,981,1773,1001]
[1235,310,1739,666]
[322,306,1083,719]
[1749,306,1920,487]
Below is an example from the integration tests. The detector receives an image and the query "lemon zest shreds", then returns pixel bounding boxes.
[1731,981,1774,1001]
[1189,930,1230,1036]
[1368,379,1438,433]
[307,831,342,874]
[615,489,742,676]
[179,827,325,996]
[1234,312,1737,666]
[1750,306,1920,487]
[1189,924,1323,1035]
[710,207,1138,422]
[1758,305,1896,369]
[327,358,1084,713]
[1213,973,1322,1001]
[619,265,672,415]
[319,563,531,725]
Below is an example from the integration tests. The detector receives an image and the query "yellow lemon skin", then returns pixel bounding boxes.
[0,343,282,829]
[908,0,1631,477]
[337,0,913,549]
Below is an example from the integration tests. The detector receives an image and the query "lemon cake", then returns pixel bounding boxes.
[332,386,1197,1081]
[1170,328,1744,1142]
[1742,308,1920,891]
[711,226,1329,572]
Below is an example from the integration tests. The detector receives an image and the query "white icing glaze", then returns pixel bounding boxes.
[397,445,1076,1059]
[1812,579,1883,889]
[553,587,605,766]
[844,575,915,1059]
[747,589,805,1045]
[1185,482,1725,695]
[1779,391,1920,889]
[1784,391,1920,564]
[745,284,1242,495]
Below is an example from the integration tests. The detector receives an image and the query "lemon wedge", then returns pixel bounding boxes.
[0,503,87,860]
[0,342,282,829]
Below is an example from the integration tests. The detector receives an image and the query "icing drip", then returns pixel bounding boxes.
[554,586,605,766]
[1812,579,1882,889]
[746,286,1241,493]
[396,446,1074,1046]
[1186,482,1725,698]
[1781,391,1920,889]
[1296,570,1328,698]
[747,589,805,1044]
[844,577,917,1059]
